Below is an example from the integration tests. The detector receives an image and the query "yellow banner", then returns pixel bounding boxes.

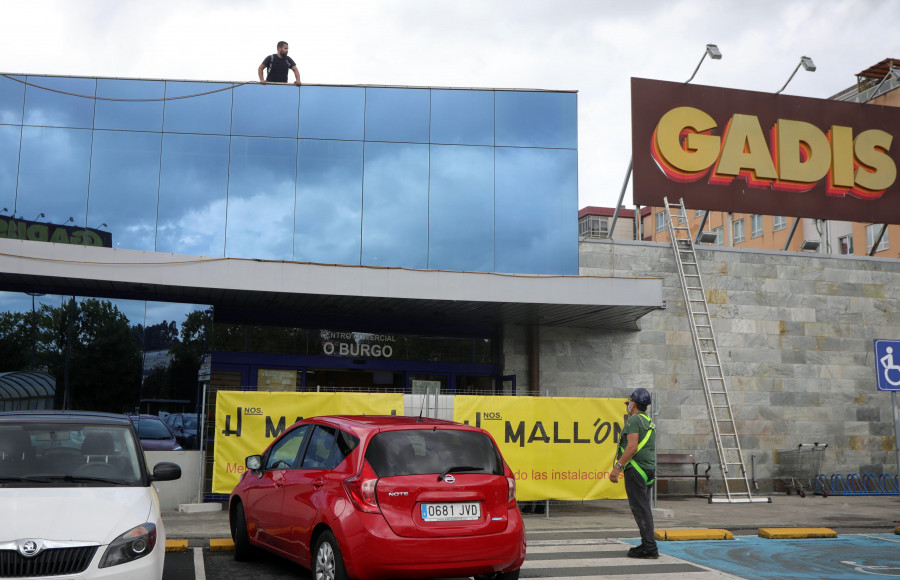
[454,396,627,501]
[212,391,403,493]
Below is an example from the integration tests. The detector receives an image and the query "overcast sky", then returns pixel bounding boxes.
[1,0,893,209]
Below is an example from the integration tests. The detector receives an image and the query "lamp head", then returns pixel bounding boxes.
[706,44,722,60]
[800,56,816,72]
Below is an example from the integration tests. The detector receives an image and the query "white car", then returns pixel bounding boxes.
[0,411,181,579]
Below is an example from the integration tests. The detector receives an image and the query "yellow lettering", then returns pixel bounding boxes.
[776,119,831,185]
[715,114,777,179]
[829,125,855,189]
[655,106,720,173]
[854,129,896,192]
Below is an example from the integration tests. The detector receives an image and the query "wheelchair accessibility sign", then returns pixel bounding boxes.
[874,339,900,391]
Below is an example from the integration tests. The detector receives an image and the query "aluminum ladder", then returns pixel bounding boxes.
[663,197,769,503]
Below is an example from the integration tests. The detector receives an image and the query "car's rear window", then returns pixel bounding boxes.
[365,429,503,477]
[133,418,171,440]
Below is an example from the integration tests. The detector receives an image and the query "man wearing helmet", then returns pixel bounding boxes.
[610,387,658,558]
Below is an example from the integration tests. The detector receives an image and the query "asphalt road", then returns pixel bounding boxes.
[162,531,900,579]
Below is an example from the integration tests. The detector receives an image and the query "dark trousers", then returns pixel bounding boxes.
[624,467,657,553]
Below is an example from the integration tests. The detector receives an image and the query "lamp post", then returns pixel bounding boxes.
[775,57,818,251]
[775,56,816,94]
[609,44,722,238]
[25,292,45,370]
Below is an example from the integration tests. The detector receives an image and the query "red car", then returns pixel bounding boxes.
[229,415,525,580]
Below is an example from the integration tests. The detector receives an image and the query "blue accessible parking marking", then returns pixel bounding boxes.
[625,534,900,579]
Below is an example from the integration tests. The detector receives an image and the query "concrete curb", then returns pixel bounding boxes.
[164,540,189,552]
[210,539,235,552]
[655,529,733,541]
[758,527,837,539]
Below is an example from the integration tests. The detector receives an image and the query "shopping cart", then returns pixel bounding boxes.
[775,443,828,498]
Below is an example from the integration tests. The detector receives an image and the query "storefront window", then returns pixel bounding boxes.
[362,142,429,269]
[88,130,161,251]
[95,79,164,132]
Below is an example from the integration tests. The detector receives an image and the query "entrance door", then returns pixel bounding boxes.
[500,375,516,395]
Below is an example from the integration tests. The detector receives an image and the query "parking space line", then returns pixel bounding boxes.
[858,533,900,545]
[193,547,206,580]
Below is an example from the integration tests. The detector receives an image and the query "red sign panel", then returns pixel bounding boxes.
[631,77,900,223]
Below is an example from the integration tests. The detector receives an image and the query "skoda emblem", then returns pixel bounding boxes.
[18,540,41,558]
[443,474,456,484]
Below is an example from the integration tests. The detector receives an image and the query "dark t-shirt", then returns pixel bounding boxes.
[620,413,656,472]
[262,54,297,83]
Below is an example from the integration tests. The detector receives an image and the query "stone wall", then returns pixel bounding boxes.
[508,238,900,492]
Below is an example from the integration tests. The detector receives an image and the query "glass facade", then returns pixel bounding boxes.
[0,75,578,275]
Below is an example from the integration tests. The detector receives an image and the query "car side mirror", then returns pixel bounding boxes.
[246,455,262,472]
[151,461,182,482]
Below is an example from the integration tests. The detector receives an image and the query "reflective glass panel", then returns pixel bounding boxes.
[494,147,578,274]
[87,131,162,251]
[364,88,429,143]
[162,82,233,135]
[17,127,92,227]
[0,75,25,125]
[428,145,493,271]
[295,139,363,264]
[231,83,299,138]
[495,91,577,149]
[95,79,165,132]
[361,142,428,269]
[23,76,96,129]
[157,133,229,256]
[226,137,297,260]
[299,86,364,141]
[0,125,20,213]
[430,90,493,146]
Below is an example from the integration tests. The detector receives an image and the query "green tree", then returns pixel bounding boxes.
[167,310,211,404]
[131,320,179,351]
[51,298,142,412]
[0,311,30,371]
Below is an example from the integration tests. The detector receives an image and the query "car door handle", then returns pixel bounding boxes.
[275,479,285,488]
[313,478,325,488]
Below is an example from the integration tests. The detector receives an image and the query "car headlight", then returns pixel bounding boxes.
[99,523,157,568]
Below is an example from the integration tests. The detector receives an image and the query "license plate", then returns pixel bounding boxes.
[421,502,481,521]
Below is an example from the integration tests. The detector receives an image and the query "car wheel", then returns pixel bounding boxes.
[314,531,348,580]
[231,503,255,561]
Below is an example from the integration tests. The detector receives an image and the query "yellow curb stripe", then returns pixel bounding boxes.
[210,538,235,551]
[165,540,189,552]
[758,527,837,539]
[655,529,733,541]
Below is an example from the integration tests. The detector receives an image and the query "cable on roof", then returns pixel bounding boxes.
[0,74,256,102]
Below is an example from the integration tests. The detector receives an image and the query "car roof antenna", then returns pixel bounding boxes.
[417,393,426,422]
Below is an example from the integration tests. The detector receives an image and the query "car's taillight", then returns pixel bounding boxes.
[507,476,516,505]
[344,461,381,513]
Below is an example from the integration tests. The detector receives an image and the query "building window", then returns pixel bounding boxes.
[751,214,763,238]
[656,211,666,232]
[866,224,889,253]
[839,234,853,255]
[713,226,724,246]
[773,216,786,231]
[579,216,608,239]
[734,219,745,244]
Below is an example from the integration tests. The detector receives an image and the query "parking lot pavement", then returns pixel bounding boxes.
[623,533,900,579]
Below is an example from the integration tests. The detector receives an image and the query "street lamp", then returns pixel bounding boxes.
[25,292,45,370]
[609,44,723,238]
[685,44,723,84]
[775,56,816,94]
